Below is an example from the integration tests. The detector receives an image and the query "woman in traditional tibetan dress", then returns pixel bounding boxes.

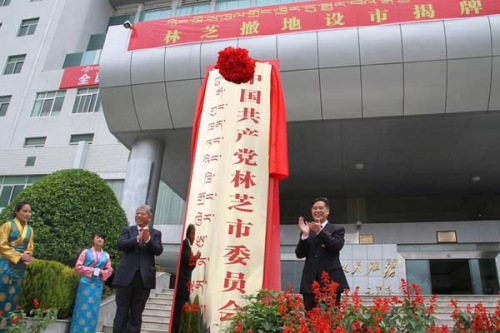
[70,232,112,333]
[0,201,35,332]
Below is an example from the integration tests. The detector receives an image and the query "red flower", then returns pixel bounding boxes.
[33,298,39,309]
[215,47,256,84]
[0,310,3,317]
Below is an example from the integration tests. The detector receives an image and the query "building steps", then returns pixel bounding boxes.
[98,289,174,333]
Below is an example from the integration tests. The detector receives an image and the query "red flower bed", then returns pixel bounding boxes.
[223,274,500,333]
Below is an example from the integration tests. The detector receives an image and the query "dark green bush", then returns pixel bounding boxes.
[0,169,128,268]
[181,295,201,333]
[21,259,80,319]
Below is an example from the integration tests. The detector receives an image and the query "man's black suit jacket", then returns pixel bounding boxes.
[177,238,195,297]
[113,225,163,289]
[295,222,349,294]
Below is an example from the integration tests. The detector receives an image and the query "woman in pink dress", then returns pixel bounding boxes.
[70,232,113,333]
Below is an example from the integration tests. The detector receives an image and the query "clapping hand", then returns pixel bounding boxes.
[298,216,310,237]
[142,228,150,241]
[138,228,150,242]
[309,219,322,233]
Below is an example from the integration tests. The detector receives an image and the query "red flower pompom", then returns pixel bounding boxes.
[215,47,256,84]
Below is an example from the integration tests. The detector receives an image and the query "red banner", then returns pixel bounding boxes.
[129,0,500,51]
[60,65,99,89]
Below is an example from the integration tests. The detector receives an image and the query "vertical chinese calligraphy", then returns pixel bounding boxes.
[185,63,272,332]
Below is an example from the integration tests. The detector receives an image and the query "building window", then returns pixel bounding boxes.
[4,55,26,75]
[175,2,210,16]
[0,176,42,210]
[18,18,39,36]
[31,90,66,117]
[108,14,135,27]
[0,0,10,6]
[256,0,293,5]
[62,50,101,68]
[154,181,186,225]
[87,33,106,51]
[0,95,11,117]
[25,156,36,167]
[139,7,171,21]
[70,133,94,145]
[215,0,250,11]
[24,136,46,148]
[73,88,101,114]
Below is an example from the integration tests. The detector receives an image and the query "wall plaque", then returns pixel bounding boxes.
[359,234,374,244]
[437,231,457,243]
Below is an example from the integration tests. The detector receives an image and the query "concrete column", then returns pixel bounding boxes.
[496,254,500,292]
[469,259,483,294]
[121,137,164,225]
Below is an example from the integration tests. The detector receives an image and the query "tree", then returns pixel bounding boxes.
[0,169,128,267]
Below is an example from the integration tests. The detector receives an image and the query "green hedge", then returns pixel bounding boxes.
[21,259,80,319]
[181,295,201,333]
[0,169,128,268]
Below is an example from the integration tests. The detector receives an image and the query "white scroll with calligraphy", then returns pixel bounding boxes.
[185,62,272,332]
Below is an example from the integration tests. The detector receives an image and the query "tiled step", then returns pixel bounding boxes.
[154,293,174,300]
[143,313,170,323]
[142,320,170,331]
[101,289,175,332]
[144,307,171,317]
[145,303,171,312]
[148,296,172,304]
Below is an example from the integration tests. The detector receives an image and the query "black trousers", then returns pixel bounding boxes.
[113,270,151,333]
[302,292,342,312]
[171,285,189,333]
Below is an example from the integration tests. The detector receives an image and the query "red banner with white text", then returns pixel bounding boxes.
[128,0,500,50]
[59,65,99,89]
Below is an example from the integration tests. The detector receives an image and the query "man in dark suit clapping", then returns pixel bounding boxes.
[295,197,349,311]
[112,205,163,333]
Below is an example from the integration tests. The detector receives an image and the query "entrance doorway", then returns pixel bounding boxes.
[406,258,499,295]
[430,260,472,294]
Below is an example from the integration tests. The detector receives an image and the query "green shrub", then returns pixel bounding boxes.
[0,169,128,268]
[190,295,201,333]
[180,296,201,333]
[21,259,80,319]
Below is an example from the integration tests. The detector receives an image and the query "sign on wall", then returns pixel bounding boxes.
[340,244,401,296]
[128,0,500,50]
[60,65,99,89]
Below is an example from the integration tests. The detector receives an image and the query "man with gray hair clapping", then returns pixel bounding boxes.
[112,205,163,333]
